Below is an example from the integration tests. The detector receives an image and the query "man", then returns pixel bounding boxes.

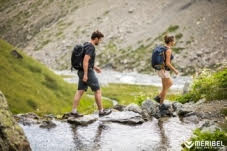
[71,30,112,117]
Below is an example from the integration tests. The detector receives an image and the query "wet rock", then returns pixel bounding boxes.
[62,112,72,119]
[124,103,142,114]
[14,112,40,126]
[67,114,98,126]
[44,114,56,119]
[183,115,199,124]
[40,120,57,129]
[113,104,126,111]
[172,102,183,112]
[100,111,144,124]
[199,120,222,133]
[141,100,159,117]
[0,91,31,151]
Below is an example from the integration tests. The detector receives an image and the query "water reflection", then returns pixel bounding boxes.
[20,117,197,151]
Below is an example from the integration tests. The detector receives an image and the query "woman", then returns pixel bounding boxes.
[154,35,179,109]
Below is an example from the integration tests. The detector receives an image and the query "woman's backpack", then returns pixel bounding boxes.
[151,46,167,70]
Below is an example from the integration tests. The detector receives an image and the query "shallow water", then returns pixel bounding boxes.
[54,70,192,90]
[20,117,197,151]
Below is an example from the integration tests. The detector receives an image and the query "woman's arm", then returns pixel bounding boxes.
[165,49,178,75]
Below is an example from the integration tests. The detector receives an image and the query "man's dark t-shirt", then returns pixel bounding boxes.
[83,42,95,69]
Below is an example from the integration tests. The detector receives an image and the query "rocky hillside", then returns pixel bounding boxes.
[0,0,226,74]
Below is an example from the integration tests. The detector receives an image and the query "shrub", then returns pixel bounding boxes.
[176,68,227,103]
[182,129,227,151]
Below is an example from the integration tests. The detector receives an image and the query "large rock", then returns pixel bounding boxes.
[39,120,57,129]
[100,111,144,124]
[124,103,142,114]
[67,114,98,126]
[14,112,40,126]
[141,100,159,117]
[0,91,31,151]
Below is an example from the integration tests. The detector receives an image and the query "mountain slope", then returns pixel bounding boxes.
[0,39,111,115]
[0,0,226,74]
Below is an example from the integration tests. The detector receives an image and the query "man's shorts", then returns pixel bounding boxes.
[157,69,171,79]
[77,69,100,92]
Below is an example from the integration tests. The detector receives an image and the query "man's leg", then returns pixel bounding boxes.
[72,90,84,113]
[94,89,103,112]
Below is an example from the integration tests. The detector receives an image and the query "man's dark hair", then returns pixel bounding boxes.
[91,30,104,40]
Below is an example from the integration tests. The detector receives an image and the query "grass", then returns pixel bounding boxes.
[167,25,179,32]
[0,39,112,115]
[182,129,227,151]
[87,83,180,106]
[176,68,227,103]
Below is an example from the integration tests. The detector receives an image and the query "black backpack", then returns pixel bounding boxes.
[71,44,85,70]
[151,45,167,70]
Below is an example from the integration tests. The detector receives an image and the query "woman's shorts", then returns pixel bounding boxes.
[157,69,171,79]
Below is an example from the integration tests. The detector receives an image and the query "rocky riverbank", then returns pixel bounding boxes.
[14,99,226,151]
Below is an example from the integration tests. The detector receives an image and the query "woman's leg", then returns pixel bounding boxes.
[160,78,173,104]
[159,78,165,97]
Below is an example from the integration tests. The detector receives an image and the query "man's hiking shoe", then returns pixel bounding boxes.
[70,112,84,118]
[159,104,169,111]
[154,96,161,103]
[99,109,112,117]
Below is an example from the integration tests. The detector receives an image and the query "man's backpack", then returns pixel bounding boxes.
[71,44,85,70]
[151,45,167,70]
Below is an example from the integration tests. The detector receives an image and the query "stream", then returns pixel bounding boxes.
[20,117,198,151]
[54,70,192,90]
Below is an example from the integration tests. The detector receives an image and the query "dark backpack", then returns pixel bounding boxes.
[71,44,85,70]
[151,45,167,70]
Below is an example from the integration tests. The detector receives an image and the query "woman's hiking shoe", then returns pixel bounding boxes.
[154,96,161,103]
[159,104,169,111]
[99,109,112,117]
[70,112,84,118]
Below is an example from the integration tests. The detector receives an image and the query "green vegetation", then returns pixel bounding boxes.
[167,25,179,32]
[182,129,227,151]
[88,84,180,105]
[172,47,185,53]
[175,33,183,40]
[176,68,227,103]
[0,39,112,115]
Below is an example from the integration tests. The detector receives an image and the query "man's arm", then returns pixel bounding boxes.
[94,66,102,73]
[83,55,90,82]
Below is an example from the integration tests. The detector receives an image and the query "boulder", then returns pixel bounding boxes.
[183,115,199,124]
[141,100,159,117]
[199,120,222,133]
[67,114,98,126]
[39,120,57,129]
[100,111,144,125]
[172,102,183,112]
[0,91,31,151]
[113,104,126,111]
[14,112,40,126]
[124,103,142,114]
